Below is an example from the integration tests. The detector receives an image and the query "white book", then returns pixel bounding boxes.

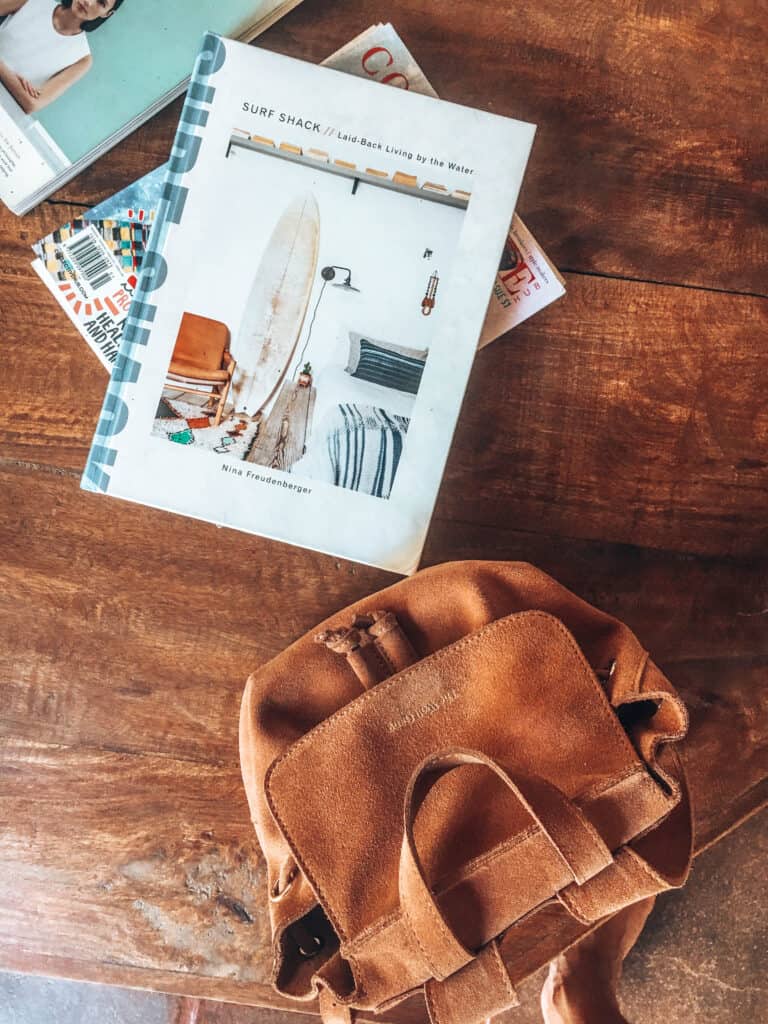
[32,21,563,366]
[82,33,535,575]
[321,23,565,347]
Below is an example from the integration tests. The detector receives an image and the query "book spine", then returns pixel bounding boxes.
[82,33,227,494]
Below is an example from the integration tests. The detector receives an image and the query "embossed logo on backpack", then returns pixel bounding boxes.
[386,688,459,733]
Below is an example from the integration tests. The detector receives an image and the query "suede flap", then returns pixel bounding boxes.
[265,611,672,948]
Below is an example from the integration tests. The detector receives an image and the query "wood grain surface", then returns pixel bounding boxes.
[248,382,316,469]
[44,0,768,295]
[1,0,766,1019]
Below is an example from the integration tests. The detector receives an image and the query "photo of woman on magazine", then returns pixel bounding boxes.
[0,0,124,113]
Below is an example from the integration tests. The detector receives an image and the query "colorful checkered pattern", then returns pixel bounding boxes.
[40,216,154,282]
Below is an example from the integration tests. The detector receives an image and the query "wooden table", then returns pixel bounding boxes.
[1,2,766,1022]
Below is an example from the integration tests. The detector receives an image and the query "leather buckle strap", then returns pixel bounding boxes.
[425,938,518,1024]
[560,747,693,924]
[398,749,614,981]
[559,845,668,923]
[315,610,418,688]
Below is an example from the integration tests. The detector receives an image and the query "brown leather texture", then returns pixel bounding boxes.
[239,561,692,1024]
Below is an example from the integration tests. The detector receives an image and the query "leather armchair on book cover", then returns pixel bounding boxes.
[165,312,235,426]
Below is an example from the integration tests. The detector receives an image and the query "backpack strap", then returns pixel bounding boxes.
[558,746,693,923]
[419,748,693,1024]
[399,748,692,1024]
[398,749,614,981]
[315,610,418,687]
[424,938,518,1024]
[315,940,521,1024]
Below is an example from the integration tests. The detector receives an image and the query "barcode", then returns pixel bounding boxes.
[64,227,118,291]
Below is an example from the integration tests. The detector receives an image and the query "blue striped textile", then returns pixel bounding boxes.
[349,338,426,395]
[326,404,410,499]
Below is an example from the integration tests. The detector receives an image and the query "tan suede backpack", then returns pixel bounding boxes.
[239,562,692,1024]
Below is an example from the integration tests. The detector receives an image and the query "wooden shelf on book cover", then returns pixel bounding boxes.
[226,134,472,209]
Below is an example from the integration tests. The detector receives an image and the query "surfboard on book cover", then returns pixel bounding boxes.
[229,192,320,417]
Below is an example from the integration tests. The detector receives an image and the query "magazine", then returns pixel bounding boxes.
[0,0,303,215]
[32,23,564,369]
[82,32,536,574]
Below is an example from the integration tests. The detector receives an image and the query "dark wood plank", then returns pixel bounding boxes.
[0,705,763,1010]
[439,274,768,558]
[0,458,765,1009]
[45,0,768,296]
[0,464,387,765]
[676,658,768,851]
[421,519,768,668]
[2,0,766,1015]
[1,464,766,764]
[0,739,271,989]
[3,227,767,557]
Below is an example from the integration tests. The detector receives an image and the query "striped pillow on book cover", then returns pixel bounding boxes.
[346,332,427,395]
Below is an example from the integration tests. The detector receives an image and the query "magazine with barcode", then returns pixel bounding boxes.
[0,0,303,215]
[32,22,564,368]
[82,32,536,574]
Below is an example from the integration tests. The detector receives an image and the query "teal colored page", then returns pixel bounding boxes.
[36,0,284,164]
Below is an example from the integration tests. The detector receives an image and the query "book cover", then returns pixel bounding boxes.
[32,22,562,368]
[31,163,164,367]
[0,0,303,214]
[82,33,535,575]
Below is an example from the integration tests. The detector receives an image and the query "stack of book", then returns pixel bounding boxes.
[10,6,565,575]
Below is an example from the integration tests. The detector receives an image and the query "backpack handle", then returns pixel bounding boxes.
[398,748,614,981]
